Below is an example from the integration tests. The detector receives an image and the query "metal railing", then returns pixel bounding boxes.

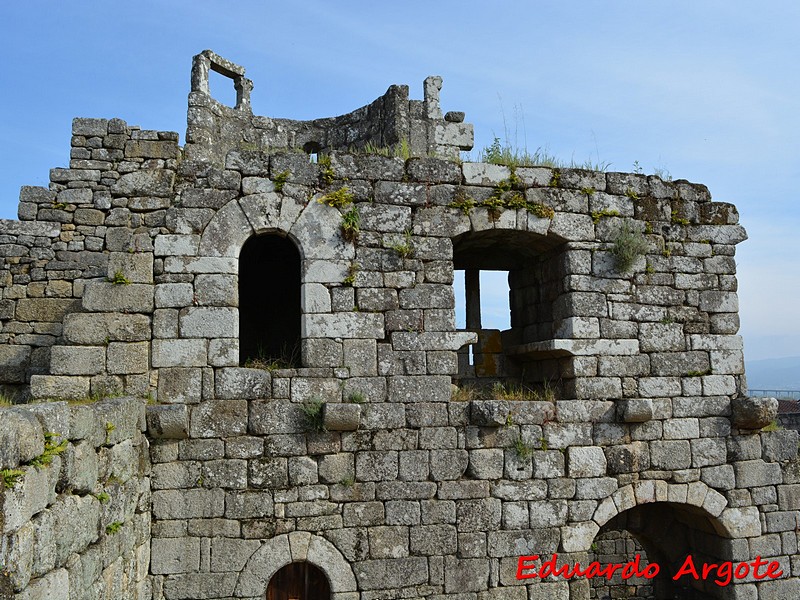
[748,389,800,400]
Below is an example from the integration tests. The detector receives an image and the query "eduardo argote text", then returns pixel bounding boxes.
[517,553,784,587]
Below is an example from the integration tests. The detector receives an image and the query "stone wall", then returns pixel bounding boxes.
[185,49,473,170]
[0,51,798,599]
[0,397,150,599]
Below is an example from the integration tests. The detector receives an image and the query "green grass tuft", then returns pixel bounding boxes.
[611,221,648,274]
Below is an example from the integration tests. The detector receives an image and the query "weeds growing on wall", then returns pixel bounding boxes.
[451,381,555,402]
[272,170,290,192]
[448,190,477,215]
[105,521,123,535]
[363,138,412,161]
[30,432,68,469]
[244,343,301,371]
[108,271,131,285]
[611,221,648,274]
[319,186,354,208]
[342,261,359,287]
[341,205,360,242]
[476,137,611,171]
[301,399,326,432]
[591,209,621,224]
[513,436,534,460]
[1,468,24,489]
[390,230,414,258]
[318,155,336,185]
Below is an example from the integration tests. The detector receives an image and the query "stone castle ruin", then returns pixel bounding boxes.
[0,50,798,599]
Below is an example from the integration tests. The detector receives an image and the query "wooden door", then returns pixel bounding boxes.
[266,562,331,600]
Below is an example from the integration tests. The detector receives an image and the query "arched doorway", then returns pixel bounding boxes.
[266,562,330,600]
[591,501,734,599]
[239,234,301,367]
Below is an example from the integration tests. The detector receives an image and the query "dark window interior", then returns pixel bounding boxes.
[266,562,331,600]
[239,234,301,367]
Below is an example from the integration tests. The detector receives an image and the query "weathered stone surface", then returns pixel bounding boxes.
[83,282,154,313]
[0,56,778,600]
[215,367,271,400]
[470,400,509,427]
[323,403,361,431]
[731,396,778,429]
[147,404,190,439]
[112,169,175,197]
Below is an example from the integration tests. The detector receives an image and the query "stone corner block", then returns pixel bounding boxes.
[731,396,777,429]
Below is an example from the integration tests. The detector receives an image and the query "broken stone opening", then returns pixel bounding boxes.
[208,68,237,108]
[452,229,567,397]
[592,502,733,599]
[239,233,301,368]
[266,561,331,600]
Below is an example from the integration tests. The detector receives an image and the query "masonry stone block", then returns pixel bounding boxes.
[146,404,189,439]
[566,446,607,477]
[430,449,469,480]
[388,375,450,402]
[467,449,504,479]
[0,345,31,384]
[193,274,237,306]
[150,537,201,574]
[152,339,207,367]
[83,282,154,313]
[106,341,149,374]
[108,251,154,284]
[734,459,782,488]
[731,396,778,429]
[15,298,81,323]
[690,437,727,467]
[49,345,105,376]
[154,234,200,257]
[154,282,194,308]
[356,451,398,481]
[323,403,360,431]
[342,338,377,376]
[761,429,799,462]
[179,306,237,338]
[215,367,271,400]
[112,169,175,197]
[189,400,247,438]
[30,375,90,401]
[302,312,384,339]
[650,440,691,470]
[158,367,203,404]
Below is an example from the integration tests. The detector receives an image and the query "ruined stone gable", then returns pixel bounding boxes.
[0,50,798,600]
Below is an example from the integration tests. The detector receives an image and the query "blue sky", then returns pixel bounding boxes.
[1,1,798,361]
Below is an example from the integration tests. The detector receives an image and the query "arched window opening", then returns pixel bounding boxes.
[239,234,301,368]
[266,562,331,600]
[303,141,322,163]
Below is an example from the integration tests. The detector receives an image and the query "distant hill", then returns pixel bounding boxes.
[745,356,800,391]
